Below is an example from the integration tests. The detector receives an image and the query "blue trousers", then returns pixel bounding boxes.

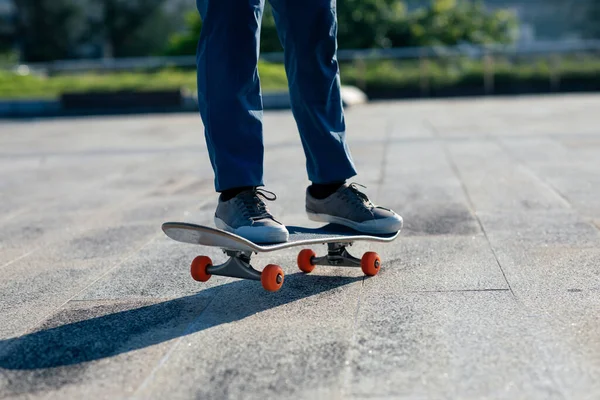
[196,0,357,192]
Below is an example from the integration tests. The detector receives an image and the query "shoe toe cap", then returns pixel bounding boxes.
[371,209,403,233]
[237,221,289,243]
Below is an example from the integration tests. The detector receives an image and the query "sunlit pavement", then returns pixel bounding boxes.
[1,94,599,399]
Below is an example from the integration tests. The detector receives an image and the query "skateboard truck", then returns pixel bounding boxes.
[189,242,382,293]
[190,250,285,292]
[208,251,262,281]
[311,242,361,267]
[295,242,381,283]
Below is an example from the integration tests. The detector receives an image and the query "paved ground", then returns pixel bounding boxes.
[1,94,599,399]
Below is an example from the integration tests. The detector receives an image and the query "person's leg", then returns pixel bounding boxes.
[196,0,265,193]
[196,0,288,242]
[269,0,403,234]
[268,0,357,187]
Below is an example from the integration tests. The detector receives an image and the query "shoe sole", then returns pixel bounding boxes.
[215,217,289,243]
[306,212,403,235]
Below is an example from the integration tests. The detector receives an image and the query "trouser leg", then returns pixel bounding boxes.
[269,0,357,184]
[196,0,266,192]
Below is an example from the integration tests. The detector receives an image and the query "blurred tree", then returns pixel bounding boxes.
[165,4,283,56]
[583,0,600,38]
[90,0,168,58]
[261,4,283,52]
[389,0,518,47]
[0,4,16,53]
[164,11,202,56]
[164,0,406,55]
[336,0,407,49]
[165,0,518,56]
[13,0,86,62]
[13,0,177,61]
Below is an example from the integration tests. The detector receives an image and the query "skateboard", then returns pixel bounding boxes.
[161,222,400,292]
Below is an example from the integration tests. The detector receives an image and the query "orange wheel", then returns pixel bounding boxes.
[261,264,284,292]
[297,249,316,273]
[191,256,212,282]
[361,252,381,276]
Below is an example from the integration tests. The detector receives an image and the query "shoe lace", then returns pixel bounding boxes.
[238,188,277,221]
[346,183,375,209]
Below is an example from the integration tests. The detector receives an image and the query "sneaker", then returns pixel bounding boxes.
[215,188,289,243]
[306,183,403,234]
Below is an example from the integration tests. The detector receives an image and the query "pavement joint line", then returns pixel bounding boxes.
[375,119,394,200]
[0,156,151,263]
[0,157,208,273]
[432,133,580,399]
[0,165,130,228]
[494,137,573,210]
[18,231,165,338]
[0,249,37,271]
[383,132,600,145]
[339,154,384,396]
[130,290,225,399]
[67,297,182,304]
[423,118,516,298]
[0,185,137,273]
[10,184,211,335]
[3,132,597,161]
[339,275,367,398]
[0,146,208,160]
[426,119,591,400]
[494,136,600,234]
[410,288,511,293]
[447,162,516,298]
[48,185,215,397]
[0,206,30,224]
[580,216,600,232]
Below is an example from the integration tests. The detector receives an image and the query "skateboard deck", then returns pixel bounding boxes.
[162,222,399,252]
[162,221,401,292]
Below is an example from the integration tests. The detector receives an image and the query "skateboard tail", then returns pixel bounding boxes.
[162,222,256,252]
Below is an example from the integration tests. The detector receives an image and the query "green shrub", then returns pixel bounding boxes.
[1,57,599,100]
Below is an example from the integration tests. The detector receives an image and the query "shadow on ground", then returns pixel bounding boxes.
[0,272,362,370]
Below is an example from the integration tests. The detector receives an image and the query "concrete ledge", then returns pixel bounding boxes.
[0,99,62,118]
[261,85,369,109]
[0,86,368,118]
[61,90,186,110]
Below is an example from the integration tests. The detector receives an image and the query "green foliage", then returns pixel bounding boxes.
[0,61,288,99]
[388,0,518,47]
[90,0,168,58]
[165,11,204,56]
[165,0,518,56]
[13,0,86,62]
[11,0,521,62]
[0,51,19,66]
[2,56,600,99]
[260,4,283,52]
[111,8,175,57]
[336,0,406,49]
[165,6,283,56]
[13,0,174,61]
